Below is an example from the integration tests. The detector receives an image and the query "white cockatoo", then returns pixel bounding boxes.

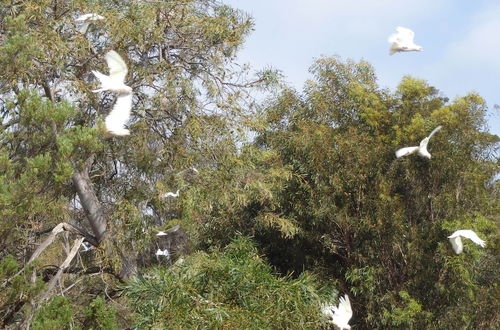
[80,241,93,252]
[322,294,352,330]
[75,13,104,34]
[448,230,486,254]
[92,50,133,136]
[162,190,180,198]
[388,26,423,55]
[396,126,442,159]
[156,231,167,236]
[156,248,171,260]
[92,50,132,94]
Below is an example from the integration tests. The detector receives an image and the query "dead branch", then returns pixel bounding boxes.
[17,237,84,330]
[38,237,85,302]
[2,222,88,287]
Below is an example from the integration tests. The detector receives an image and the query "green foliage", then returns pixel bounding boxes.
[253,56,499,328]
[83,296,118,330]
[32,296,74,330]
[124,236,326,329]
[382,291,432,328]
[0,0,498,328]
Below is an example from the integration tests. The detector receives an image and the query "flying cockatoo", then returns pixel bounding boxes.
[448,230,486,254]
[75,13,104,34]
[92,50,133,136]
[322,294,352,330]
[92,50,132,94]
[388,26,423,55]
[161,190,180,198]
[395,126,442,159]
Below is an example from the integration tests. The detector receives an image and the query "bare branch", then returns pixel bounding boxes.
[38,237,85,302]
[2,222,89,287]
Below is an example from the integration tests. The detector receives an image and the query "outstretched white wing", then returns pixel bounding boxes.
[388,27,414,44]
[396,146,419,158]
[75,14,104,34]
[420,126,442,148]
[449,230,485,247]
[105,50,128,84]
[396,26,415,42]
[338,294,352,321]
[105,93,132,136]
[331,294,352,329]
[427,126,442,139]
[76,13,104,21]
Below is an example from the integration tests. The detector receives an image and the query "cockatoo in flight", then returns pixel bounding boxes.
[388,27,423,55]
[322,294,352,330]
[395,126,442,159]
[75,13,104,34]
[448,230,486,254]
[92,50,133,136]
[162,190,180,198]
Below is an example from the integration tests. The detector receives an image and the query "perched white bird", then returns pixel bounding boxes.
[156,248,170,260]
[75,13,104,34]
[162,190,180,198]
[322,294,352,330]
[388,26,423,55]
[396,126,442,159]
[80,241,93,252]
[92,51,133,136]
[448,230,486,254]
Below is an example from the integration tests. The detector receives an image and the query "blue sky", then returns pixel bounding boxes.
[224,0,500,136]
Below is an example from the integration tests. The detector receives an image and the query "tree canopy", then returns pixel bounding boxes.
[1,1,498,329]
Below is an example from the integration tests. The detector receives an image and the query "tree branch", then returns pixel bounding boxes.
[18,237,84,329]
[2,222,89,287]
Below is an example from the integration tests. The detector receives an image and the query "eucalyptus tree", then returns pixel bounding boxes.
[254,56,499,328]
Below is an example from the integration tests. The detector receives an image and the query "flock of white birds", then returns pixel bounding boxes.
[76,14,487,329]
[320,27,486,330]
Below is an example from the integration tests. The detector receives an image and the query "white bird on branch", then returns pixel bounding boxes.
[161,190,180,198]
[322,294,352,330]
[156,248,170,260]
[75,13,104,34]
[80,241,94,252]
[448,230,485,254]
[92,50,133,136]
[388,27,423,55]
[395,126,442,159]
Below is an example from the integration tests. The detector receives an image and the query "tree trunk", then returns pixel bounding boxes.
[72,156,107,243]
